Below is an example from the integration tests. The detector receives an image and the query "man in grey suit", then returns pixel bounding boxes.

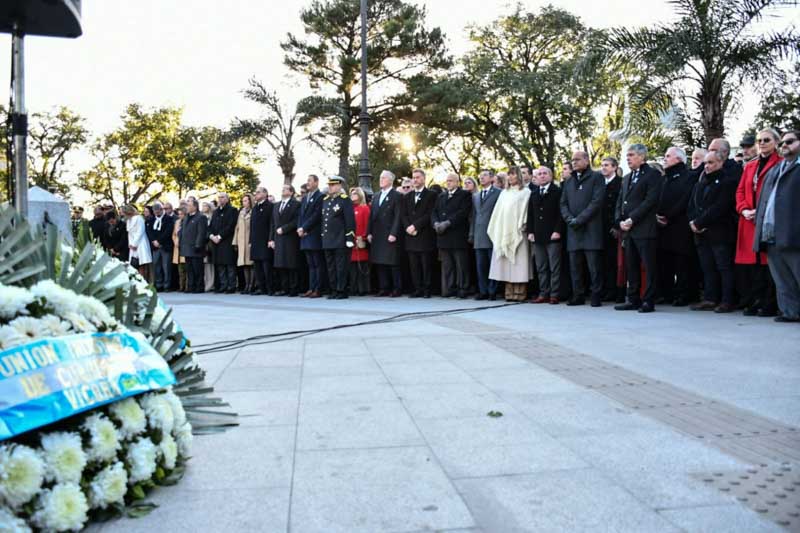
[753,130,800,322]
[470,169,502,300]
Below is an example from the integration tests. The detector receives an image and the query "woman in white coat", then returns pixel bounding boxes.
[122,204,153,282]
[487,167,531,301]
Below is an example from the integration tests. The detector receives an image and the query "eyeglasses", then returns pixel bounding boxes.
[402,185,411,189]
[756,138,773,144]
[779,138,798,147]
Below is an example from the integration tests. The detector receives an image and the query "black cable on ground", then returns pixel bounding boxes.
[193,301,522,355]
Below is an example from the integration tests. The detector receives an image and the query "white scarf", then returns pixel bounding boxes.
[486,186,530,262]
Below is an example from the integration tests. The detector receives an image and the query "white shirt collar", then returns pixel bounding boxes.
[604,175,615,185]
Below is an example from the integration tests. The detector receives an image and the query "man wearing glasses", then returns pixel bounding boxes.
[753,130,800,322]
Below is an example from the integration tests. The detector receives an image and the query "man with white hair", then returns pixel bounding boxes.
[433,173,473,298]
[368,170,403,296]
[656,146,694,305]
[708,138,743,182]
[148,201,175,292]
[209,192,239,293]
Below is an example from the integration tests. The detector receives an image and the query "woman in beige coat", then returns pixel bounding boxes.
[233,193,254,293]
[172,207,187,292]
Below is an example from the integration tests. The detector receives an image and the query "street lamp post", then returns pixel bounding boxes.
[357,0,373,195]
[11,24,28,216]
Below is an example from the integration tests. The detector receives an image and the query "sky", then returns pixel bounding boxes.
[1,0,797,203]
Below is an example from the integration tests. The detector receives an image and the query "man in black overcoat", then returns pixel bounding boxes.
[148,202,175,292]
[179,198,208,293]
[270,184,302,296]
[614,144,664,313]
[250,186,274,295]
[599,157,623,302]
[209,193,239,293]
[368,170,403,296]
[432,173,472,298]
[297,174,325,298]
[527,167,564,304]
[401,169,437,298]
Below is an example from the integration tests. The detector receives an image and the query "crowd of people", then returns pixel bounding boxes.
[74,128,800,322]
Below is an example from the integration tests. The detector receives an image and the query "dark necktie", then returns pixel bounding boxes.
[280,201,286,213]
[481,190,487,202]
[539,186,545,196]
[628,170,639,192]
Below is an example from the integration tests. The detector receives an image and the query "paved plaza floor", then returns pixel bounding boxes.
[101,293,800,532]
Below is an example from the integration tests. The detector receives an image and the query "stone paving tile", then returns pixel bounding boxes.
[297,400,425,450]
[468,367,581,397]
[214,365,301,392]
[291,447,476,533]
[221,389,298,427]
[300,374,399,404]
[657,504,783,533]
[103,486,290,533]
[394,382,514,420]
[302,355,383,377]
[437,349,531,372]
[180,425,295,490]
[228,348,303,368]
[304,338,370,357]
[379,361,475,385]
[455,469,681,532]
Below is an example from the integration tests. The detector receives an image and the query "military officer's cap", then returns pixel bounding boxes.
[327,175,345,185]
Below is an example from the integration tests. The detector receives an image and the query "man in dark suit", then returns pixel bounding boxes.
[270,184,301,296]
[560,151,606,307]
[753,130,800,322]
[250,186,274,295]
[599,157,623,302]
[209,193,239,293]
[368,170,403,296]
[297,174,324,298]
[614,144,663,313]
[147,202,175,292]
[432,173,473,298]
[179,198,207,293]
[470,169,502,300]
[527,167,564,304]
[709,138,743,183]
[321,176,356,299]
[688,150,739,313]
[401,168,437,298]
[656,147,695,306]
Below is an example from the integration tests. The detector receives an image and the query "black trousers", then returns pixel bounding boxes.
[186,256,204,292]
[304,250,323,292]
[408,251,433,294]
[324,248,350,294]
[569,250,603,300]
[349,261,370,295]
[375,264,402,292]
[696,238,735,305]
[253,259,273,294]
[657,249,690,302]
[625,237,658,305]
[215,264,237,291]
[738,262,777,311]
[602,234,619,296]
[440,248,469,295]
[276,268,299,295]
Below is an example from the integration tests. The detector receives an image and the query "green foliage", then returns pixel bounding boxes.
[751,62,800,132]
[282,0,451,176]
[347,133,412,188]
[597,0,800,143]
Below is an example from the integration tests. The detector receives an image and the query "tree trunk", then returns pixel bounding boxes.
[700,90,724,144]
[279,150,296,186]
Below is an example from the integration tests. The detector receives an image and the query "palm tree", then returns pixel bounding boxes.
[599,0,799,144]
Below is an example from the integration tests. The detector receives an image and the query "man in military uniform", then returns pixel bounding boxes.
[321,176,356,299]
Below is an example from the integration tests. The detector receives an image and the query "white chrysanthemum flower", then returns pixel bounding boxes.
[0,507,31,533]
[108,398,147,439]
[88,462,127,509]
[159,434,178,470]
[75,295,113,326]
[31,483,89,532]
[175,422,193,458]
[0,325,26,350]
[31,280,78,316]
[163,390,187,427]
[62,312,96,334]
[82,413,120,463]
[8,316,47,340]
[0,283,34,321]
[39,314,74,337]
[139,393,175,434]
[0,444,45,508]
[126,438,157,484]
[40,432,87,484]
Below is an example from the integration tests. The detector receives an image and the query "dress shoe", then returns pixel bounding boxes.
[690,300,718,311]
[326,293,337,300]
[409,291,421,298]
[757,307,778,317]
[288,292,298,297]
[590,296,602,307]
[488,294,496,301]
[615,302,640,311]
[301,290,313,297]
[775,315,800,323]
[225,288,236,294]
[474,294,488,301]
[672,298,689,307]
[566,298,585,306]
[423,291,431,299]
[308,291,321,298]
[742,305,759,316]
[274,291,287,297]
[391,291,401,298]
[335,293,348,299]
[549,297,559,305]
[714,303,735,313]
[443,291,457,298]
[457,291,468,299]
[376,290,389,297]
[638,303,655,313]
[530,296,548,304]
[655,296,667,305]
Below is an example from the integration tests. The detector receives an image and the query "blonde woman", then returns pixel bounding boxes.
[201,201,215,292]
[121,204,153,282]
[172,207,187,291]
[233,193,255,293]
[487,167,531,301]
[349,187,371,295]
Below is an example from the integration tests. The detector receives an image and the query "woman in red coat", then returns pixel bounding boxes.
[735,127,782,316]
[349,187,371,296]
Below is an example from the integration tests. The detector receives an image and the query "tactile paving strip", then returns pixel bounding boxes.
[484,334,800,466]
[694,464,800,531]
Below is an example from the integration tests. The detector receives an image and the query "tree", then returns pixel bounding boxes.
[347,133,412,189]
[233,78,317,186]
[410,5,613,169]
[282,0,451,178]
[751,62,800,132]
[598,0,799,143]
[27,106,88,196]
